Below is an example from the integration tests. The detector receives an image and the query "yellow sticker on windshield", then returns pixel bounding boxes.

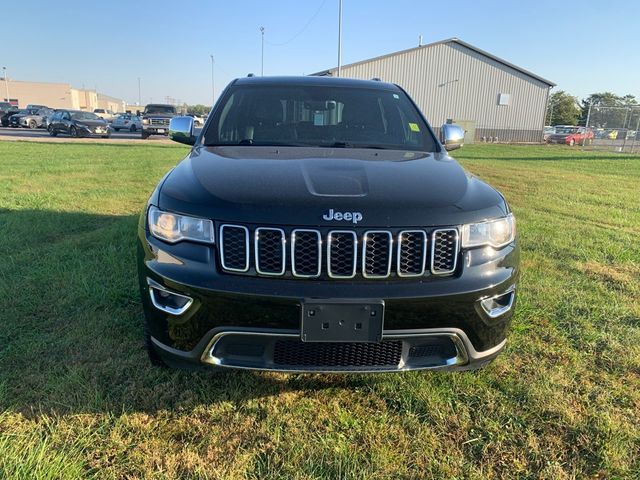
[409,122,420,132]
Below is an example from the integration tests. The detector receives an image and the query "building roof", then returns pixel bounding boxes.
[313,37,556,87]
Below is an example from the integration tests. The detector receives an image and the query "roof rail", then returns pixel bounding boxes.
[371,77,381,81]
[247,73,255,77]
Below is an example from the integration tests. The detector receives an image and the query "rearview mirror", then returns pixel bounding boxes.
[169,116,196,146]
[440,124,465,151]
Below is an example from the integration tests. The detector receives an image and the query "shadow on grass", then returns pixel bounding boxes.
[0,209,377,417]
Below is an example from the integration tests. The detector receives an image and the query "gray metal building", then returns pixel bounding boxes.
[314,38,555,143]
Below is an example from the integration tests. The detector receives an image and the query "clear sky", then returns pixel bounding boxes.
[2,0,638,105]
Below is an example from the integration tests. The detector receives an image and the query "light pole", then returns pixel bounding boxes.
[260,26,265,76]
[337,0,343,77]
[2,67,9,103]
[210,55,215,106]
[137,77,141,106]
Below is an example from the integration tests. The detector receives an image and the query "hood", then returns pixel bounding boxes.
[143,113,175,118]
[158,146,508,227]
[75,119,107,127]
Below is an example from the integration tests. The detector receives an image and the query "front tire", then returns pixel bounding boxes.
[48,125,57,137]
[28,120,37,129]
[70,126,77,138]
[130,124,137,132]
[141,131,150,139]
[144,325,168,368]
[113,127,120,132]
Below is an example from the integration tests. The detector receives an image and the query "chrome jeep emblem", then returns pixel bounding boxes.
[322,209,363,224]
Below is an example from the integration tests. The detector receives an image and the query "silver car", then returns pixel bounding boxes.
[111,113,142,132]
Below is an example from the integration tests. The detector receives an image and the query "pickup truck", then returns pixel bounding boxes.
[138,76,519,373]
[140,104,177,139]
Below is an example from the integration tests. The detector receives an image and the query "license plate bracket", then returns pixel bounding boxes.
[301,300,384,343]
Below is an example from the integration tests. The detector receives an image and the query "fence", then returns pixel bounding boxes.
[582,105,640,153]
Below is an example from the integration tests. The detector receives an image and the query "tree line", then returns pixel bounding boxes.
[546,91,639,128]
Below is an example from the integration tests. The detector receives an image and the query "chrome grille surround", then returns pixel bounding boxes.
[430,228,459,275]
[219,224,250,272]
[327,230,358,279]
[254,227,286,276]
[291,229,322,278]
[217,224,460,279]
[362,230,393,278]
[397,230,427,277]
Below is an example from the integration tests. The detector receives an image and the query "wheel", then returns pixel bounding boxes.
[130,124,137,132]
[569,138,575,146]
[48,125,57,137]
[144,324,168,368]
[28,120,37,129]
[70,126,77,138]
[113,127,120,132]
[141,132,150,139]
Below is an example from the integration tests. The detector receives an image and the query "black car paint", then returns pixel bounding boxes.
[137,76,519,371]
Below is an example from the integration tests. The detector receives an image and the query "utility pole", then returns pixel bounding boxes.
[2,67,9,103]
[260,27,265,76]
[337,0,343,77]
[210,55,215,106]
[137,77,141,106]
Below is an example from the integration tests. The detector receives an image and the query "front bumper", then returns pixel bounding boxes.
[142,124,170,135]
[138,219,519,372]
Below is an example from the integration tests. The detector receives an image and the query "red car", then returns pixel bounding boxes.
[547,126,594,146]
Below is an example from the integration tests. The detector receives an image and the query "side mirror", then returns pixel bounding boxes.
[440,124,465,151]
[169,116,196,146]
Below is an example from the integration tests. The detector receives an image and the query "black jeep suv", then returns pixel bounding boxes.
[138,76,519,372]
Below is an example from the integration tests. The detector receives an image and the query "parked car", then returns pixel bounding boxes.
[138,76,519,372]
[0,106,19,127]
[140,104,177,139]
[186,113,205,127]
[47,110,111,138]
[112,113,141,132]
[8,109,37,128]
[19,107,55,129]
[26,104,48,110]
[93,108,116,122]
[546,125,594,146]
[543,125,555,141]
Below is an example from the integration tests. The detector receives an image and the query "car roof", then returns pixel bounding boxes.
[233,75,400,91]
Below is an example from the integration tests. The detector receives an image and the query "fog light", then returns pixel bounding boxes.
[480,288,515,318]
[147,278,193,315]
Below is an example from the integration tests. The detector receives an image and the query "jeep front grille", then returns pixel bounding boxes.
[150,118,170,126]
[217,224,459,279]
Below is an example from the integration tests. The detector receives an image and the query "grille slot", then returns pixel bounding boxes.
[327,231,358,278]
[291,229,322,278]
[431,228,459,274]
[397,230,427,277]
[255,227,285,275]
[219,225,250,272]
[363,231,393,278]
[273,340,403,367]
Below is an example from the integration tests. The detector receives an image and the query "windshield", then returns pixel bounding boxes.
[555,126,579,134]
[203,85,438,151]
[144,105,176,114]
[72,112,100,121]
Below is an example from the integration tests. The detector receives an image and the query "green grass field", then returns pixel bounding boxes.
[0,141,638,479]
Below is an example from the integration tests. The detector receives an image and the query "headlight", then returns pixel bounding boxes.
[461,214,515,248]
[148,206,214,244]
[142,118,149,124]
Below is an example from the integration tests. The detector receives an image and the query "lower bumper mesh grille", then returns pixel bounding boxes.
[273,340,403,367]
